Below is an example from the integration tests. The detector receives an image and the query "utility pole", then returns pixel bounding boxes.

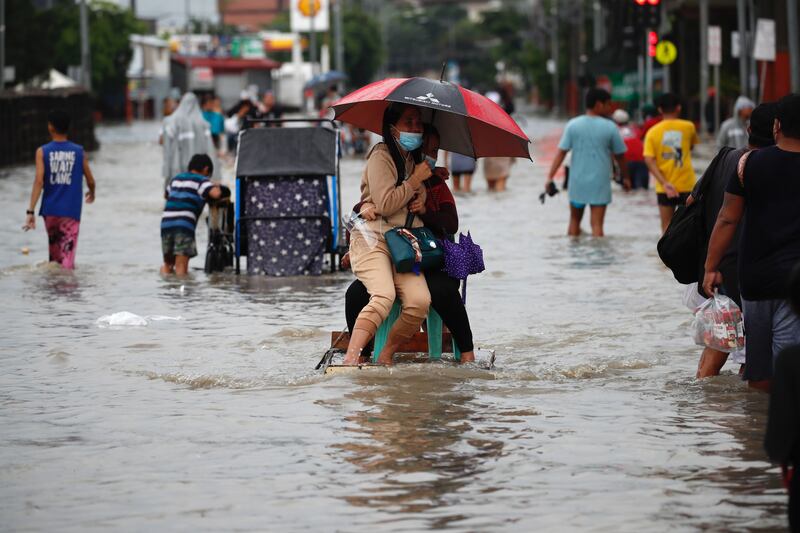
[333,0,344,75]
[577,0,586,86]
[309,1,317,76]
[699,0,709,135]
[736,0,748,97]
[747,0,757,98]
[788,0,800,92]
[637,55,644,120]
[130,0,136,17]
[661,0,670,93]
[0,0,5,91]
[80,0,91,91]
[551,1,559,116]
[184,0,191,90]
[646,30,653,105]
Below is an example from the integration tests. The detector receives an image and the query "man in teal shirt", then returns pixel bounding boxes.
[546,88,630,237]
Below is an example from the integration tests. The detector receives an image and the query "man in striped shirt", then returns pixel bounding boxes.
[161,154,222,276]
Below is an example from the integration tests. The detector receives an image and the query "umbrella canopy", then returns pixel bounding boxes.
[332,77,531,159]
[304,70,348,91]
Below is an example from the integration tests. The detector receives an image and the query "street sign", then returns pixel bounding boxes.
[754,18,776,61]
[190,67,214,91]
[731,31,740,58]
[708,26,722,66]
[655,40,677,65]
[290,0,329,33]
[3,66,14,83]
[232,37,265,59]
[546,59,556,75]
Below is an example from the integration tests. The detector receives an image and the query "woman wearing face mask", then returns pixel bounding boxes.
[342,103,433,366]
[344,125,476,364]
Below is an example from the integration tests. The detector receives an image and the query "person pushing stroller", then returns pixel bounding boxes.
[160,154,225,276]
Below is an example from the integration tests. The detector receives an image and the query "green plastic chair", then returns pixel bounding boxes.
[372,301,461,363]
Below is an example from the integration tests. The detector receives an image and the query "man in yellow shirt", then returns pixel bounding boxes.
[644,93,699,233]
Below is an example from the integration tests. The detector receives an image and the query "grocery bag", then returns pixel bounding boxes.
[691,292,745,353]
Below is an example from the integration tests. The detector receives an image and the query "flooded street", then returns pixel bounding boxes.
[0,120,786,531]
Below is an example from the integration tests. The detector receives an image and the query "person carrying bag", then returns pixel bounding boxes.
[658,146,734,284]
[342,103,433,366]
[384,211,444,274]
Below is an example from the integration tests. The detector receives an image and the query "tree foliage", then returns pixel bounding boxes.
[5,0,144,94]
[342,6,383,87]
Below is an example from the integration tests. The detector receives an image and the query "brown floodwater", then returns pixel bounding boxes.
[0,119,786,531]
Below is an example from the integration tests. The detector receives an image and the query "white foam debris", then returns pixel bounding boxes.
[147,315,184,322]
[96,312,184,327]
[96,312,148,327]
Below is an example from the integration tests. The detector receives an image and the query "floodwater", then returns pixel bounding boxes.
[0,119,786,532]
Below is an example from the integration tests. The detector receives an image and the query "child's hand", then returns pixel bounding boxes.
[85,190,95,204]
[22,214,35,231]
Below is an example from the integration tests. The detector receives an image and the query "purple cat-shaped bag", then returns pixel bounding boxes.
[440,232,485,303]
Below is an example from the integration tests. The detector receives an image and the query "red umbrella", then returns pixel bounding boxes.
[332,78,531,160]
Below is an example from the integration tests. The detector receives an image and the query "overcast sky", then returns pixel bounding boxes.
[109,0,220,27]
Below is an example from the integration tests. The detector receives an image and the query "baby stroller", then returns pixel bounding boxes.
[234,118,345,276]
[204,185,235,273]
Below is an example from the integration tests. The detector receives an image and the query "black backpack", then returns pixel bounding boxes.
[657,147,734,284]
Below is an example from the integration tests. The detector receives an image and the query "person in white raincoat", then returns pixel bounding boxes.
[161,93,218,192]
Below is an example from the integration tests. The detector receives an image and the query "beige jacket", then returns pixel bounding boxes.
[360,143,426,231]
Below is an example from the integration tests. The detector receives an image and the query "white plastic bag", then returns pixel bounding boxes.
[683,282,708,312]
[691,292,745,353]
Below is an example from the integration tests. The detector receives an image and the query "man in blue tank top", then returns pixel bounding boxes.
[23,110,96,269]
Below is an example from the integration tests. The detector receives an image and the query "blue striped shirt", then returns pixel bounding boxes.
[161,172,214,234]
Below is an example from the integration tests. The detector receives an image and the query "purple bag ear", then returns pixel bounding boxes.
[462,231,485,275]
[440,237,470,279]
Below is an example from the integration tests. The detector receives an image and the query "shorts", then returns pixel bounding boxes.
[44,216,80,269]
[741,298,800,382]
[570,201,607,210]
[657,192,691,206]
[161,229,197,258]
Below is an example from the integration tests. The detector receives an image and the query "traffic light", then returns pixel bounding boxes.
[633,0,661,29]
[648,31,658,57]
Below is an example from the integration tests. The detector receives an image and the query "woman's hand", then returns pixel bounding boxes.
[408,195,426,215]
[409,163,432,187]
[359,202,377,221]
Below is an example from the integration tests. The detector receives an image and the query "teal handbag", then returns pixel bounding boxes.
[384,213,444,274]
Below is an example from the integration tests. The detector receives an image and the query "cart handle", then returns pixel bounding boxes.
[244,118,340,128]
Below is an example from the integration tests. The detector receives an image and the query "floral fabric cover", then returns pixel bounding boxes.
[244,176,330,276]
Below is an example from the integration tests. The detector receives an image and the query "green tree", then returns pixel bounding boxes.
[5,0,58,84]
[5,0,143,93]
[51,0,145,94]
[343,6,383,87]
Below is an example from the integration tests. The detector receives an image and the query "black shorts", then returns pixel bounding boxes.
[656,192,690,207]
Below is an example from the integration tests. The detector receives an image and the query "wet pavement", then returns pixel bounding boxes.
[0,119,786,531]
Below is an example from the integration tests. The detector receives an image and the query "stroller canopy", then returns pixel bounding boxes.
[236,127,337,178]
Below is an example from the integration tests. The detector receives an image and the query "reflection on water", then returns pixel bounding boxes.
[337,372,500,519]
[567,236,618,269]
[0,120,788,531]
